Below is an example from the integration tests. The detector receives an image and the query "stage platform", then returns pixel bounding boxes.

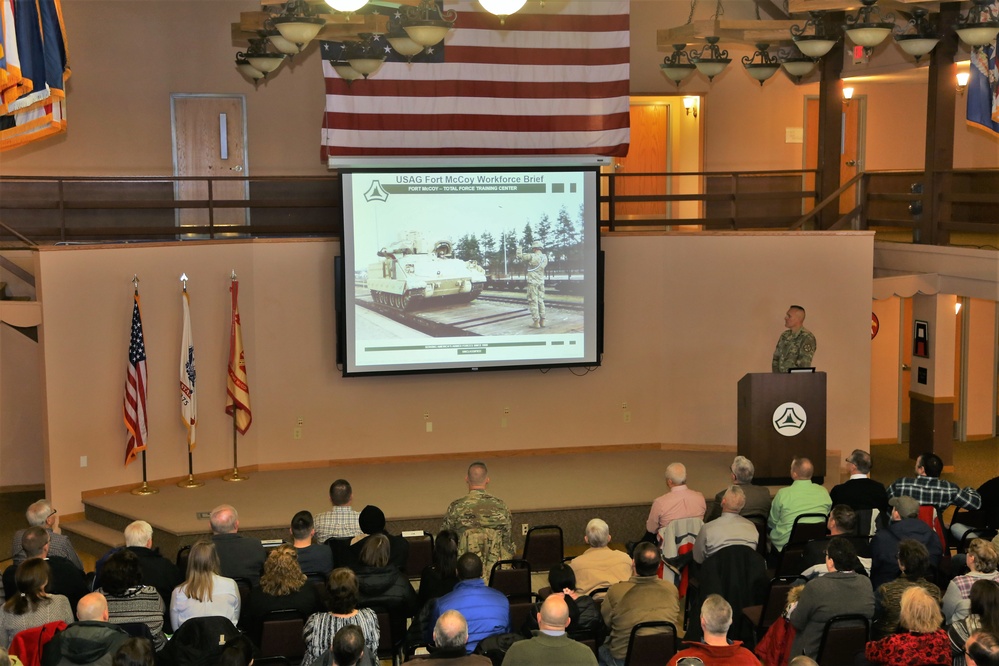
[64,446,844,562]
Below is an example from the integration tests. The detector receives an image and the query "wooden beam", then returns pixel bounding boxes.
[657,21,720,46]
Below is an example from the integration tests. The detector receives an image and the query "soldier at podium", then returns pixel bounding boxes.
[772,305,817,372]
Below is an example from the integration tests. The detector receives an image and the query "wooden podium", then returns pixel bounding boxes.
[737,372,827,485]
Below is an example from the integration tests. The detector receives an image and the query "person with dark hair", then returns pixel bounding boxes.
[427,553,509,653]
[315,479,362,543]
[870,495,943,590]
[96,549,166,650]
[799,504,872,573]
[302,568,379,666]
[441,462,515,579]
[599,542,680,666]
[41,592,131,666]
[0,559,74,647]
[788,537,875,660]
[949,580,999,666]
[872,539,942,639]
[419,530,460,609]
[327,625,366,666]
[113,637,155,666]
[2,526,88,613]
[944,539,999,623]
[523,563,603,638]
[772,305,816,373]
[217,634,255,666]
[355,534,418,619]
[887,452,982,515]
[291,511,334,579]
[965,631,999,666]
[830,449,889,516]
[244,544,324,645]
[346,506,409,572]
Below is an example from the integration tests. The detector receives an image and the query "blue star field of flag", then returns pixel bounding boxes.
[129,300,146,366]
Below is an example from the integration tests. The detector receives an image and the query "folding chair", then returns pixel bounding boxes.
[815,614,870,666]
[522,525,564,572]
[742,575,801,640]
[623,620,678,666]
[488,559,532,600]
[258,609,306,660]
[404,531,434,578]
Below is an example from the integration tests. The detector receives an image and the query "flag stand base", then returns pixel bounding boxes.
[177,475,204,489]
[130,481,159,496]
[223,469,249,482]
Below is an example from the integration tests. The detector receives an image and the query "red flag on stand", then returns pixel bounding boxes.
[225,279,252,434]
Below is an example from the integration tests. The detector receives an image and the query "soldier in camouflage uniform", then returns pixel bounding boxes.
[441,462,515,579]
[517,242,548,329]
[772,305,817,373]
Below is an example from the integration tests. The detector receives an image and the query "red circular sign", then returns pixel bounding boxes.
[871,312,880,339]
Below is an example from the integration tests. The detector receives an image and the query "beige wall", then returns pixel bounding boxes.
[964,298,998,438]
[871,296,902,443]
[0,325,45,487]
[34,232,873,514]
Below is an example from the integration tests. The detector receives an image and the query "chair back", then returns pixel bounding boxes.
[623,620,678,666]
[116,622,155,641]
[376,611,405,663]
[750,516,768,555]
[508,594,537,634]
[743,575,800,638]
[176,543,192,572]
[233,577,253,615]
[259,609,306,659]
[918,505,953,572]
[488,559,532,599]
[522,525,564,572]
[815,614,870,666]
[787,513,828,546]
[404,531,434,578]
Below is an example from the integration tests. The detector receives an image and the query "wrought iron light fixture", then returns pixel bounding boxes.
[954,0,999,46]
[894,8,939,61]
[689,37,731,82]
[332,60,365,82]
[386,13,426,60]
[742,43,781,85]
[344,33,387,77]
[778,46,816,83]
[660,44,697,87]
[264,29,304,56]
[843,0,895,49]
[790,11,839,58]
[270,0,327,50]
[402,0,457,48]
[236,36,287,81]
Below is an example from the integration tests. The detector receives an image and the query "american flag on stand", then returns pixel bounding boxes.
[320,0,630,159]
[123,291,148,466]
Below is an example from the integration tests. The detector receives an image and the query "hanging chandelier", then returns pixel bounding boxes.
[689,37,730,82]
[660,44,697,87]
[778,46,816,83]
[479,0,527,24]
[790,11,839,59]
[742,43,781,85]
[270,0,327,50]
[402,0,457,48]
[235,36,287,82]
[326,0,369,12]
[894,8,939,62]
[843,0,895,49]
[954,0,999,46]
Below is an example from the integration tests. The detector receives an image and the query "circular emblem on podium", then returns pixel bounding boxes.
[773,402,807,436]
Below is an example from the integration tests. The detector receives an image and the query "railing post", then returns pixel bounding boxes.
[607,171,616,232]
[207,177,215,239]
[58,178,66,243]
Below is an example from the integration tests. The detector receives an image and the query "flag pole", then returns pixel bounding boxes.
[178,273,204,489]
[129,274,158,496]
[224,270,249,482]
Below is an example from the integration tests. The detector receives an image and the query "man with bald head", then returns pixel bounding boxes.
[767,457,832,553]
[209,504,266,584]
[3,526,88,610]
[693,486,759,564]
[442,462,514,578]
[42,593,130,666]
[503,595,597,665]
[641,462,706,544]
[773,305,816,372]
[409,611,491,663]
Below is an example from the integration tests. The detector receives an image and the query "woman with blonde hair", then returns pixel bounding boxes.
[0,560,73,647]
[244,545,324,644]
[169,541,240,629]
[865,586,949,666]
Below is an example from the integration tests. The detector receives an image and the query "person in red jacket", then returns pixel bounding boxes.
[667,594,760,666]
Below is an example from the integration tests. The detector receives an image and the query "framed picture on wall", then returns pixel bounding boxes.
[913,320,929,358]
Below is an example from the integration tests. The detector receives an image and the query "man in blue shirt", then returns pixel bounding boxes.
[429,553,510,653]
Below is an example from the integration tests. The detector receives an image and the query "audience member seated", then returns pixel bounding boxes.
[767,457,832,556]
[523,564,603,640]
[569,519,632,595]
[41,592,130,665]
[870,496,943,590]
[788,537,875,661]
[2,527,87,613]
[950,580,999,666]
[864,586,949,666]
[872,539,942,639]
[504,595,598,666]
[599,541,680,666]
[119,521,182,613]
[944,539,999,624]
[428,553,509,654]
[291,510,334,580]
[693,485,759,564]
[208,504,265,586]
[952,475,999,542]
[641,462,706,544]
[316,625,371,666]
[966,631,999,666]
[407,610,490,664]
[441,462,515,579]
[355,534,418,619]
[169,541,240,630]
[315,479,362,544]
[95,550,165,650]
[112,637,156,666]
[302,568,379,666]
[418,530,460,610]
[830,449,889,517]
[347,506,409,573]
[799,504,872,573]
[887,452,982,516]
[243,544,325,646]
[216,634,255,666]
[0,559,74,648]
[10,500,83,571]
[666,594,758,666]
[704,455,772,523]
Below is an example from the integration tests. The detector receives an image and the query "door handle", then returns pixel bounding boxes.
[230,165,243,172]
[902,364,911,371]
[845,160,857,167]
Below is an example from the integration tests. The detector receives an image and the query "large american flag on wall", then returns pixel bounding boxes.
[320,0,630,160]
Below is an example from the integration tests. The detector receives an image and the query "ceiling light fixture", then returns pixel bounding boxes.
[778,47,816,83]
[660,44,697,87]
[270,0,327,50]
[742,43,781,85]
[689,37,731,82]
[843,0,895,50]
[954,0,999,46]
[479,0,527,24]
[894,8,940,62]
[790,11,839,59]
[344,33,387,77]
[326,0,369,12]
[402,0,457,48]
[332,60,365,82]
[236,37,287,82]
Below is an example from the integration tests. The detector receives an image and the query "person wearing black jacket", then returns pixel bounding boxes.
[355,534,418,618]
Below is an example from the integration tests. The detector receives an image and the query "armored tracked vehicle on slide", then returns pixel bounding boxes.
[367,232,486,311]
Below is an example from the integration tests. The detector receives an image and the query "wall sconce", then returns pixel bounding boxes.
[957,71,970,94]
[955,301,962,314]
[683,96,699,118]
[843,86,855,101]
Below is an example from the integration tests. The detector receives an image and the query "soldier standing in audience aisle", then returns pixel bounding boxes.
[517,241,548,329]
[442,462,515,579]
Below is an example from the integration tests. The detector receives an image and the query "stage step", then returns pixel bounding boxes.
[61,519,124,561]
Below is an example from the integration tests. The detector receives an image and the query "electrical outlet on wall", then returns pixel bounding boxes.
[522,523,529,535]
